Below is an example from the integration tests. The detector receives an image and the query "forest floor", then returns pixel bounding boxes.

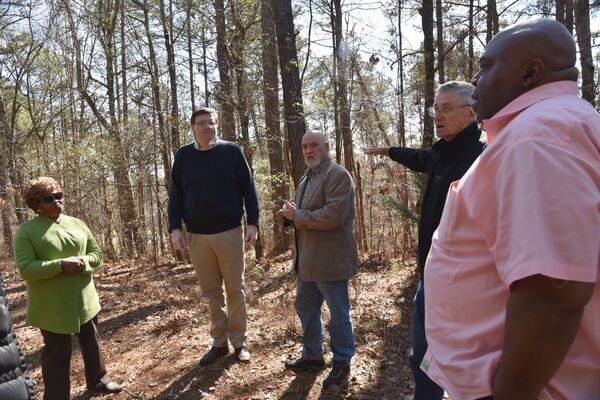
[3,252,422,400]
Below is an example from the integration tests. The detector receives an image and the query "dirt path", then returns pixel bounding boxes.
[3,254,418,399]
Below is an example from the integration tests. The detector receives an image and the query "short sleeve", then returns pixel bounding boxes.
[493,140,599,286]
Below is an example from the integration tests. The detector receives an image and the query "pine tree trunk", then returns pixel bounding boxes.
[468,0,474,79]
[486,0,499,43]
[436,0,444,83]
[186,0,196,111]
[159,0,181,151]
[398,0,406,147]
[0,93,13,259]
[574,0,595,107]
[329,1,341,164]
[139,0,172,192]
[332,0,355,175]
[421,0,435,148]
[261,0,289,254]
[273,0,307,187]
[214,0,237,142]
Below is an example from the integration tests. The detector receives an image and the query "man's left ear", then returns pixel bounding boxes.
[522,58,545,89]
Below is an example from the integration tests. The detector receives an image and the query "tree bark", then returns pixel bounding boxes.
[468,0,474,79]
[556,0,566,23]
[138,0,172,192]
[486,0,499,43]
[566,0,574,34]
[574,0,595,107]
[186,0,196,111]
[229,1,254,168]
[201,21,210,107]
[159,0,181,151]
[261,0,289,254]
[436,0,444,83]
[397,0,406,147]
[332,0,355,174]
[421,0,435,147]
[214,0,237,142]
[329,1,341,164]
[0,92,13,259]
[273,0,307,187]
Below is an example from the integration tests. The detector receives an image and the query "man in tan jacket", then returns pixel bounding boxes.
[281,130,358,389]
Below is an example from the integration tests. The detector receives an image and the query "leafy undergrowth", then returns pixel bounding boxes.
[2,252,419,399]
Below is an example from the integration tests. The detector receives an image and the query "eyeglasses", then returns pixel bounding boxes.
[427,104,472,118]
[193,121,217,127]
[42,192,64,203]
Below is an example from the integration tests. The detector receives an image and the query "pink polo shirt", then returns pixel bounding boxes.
[422,81,600,400]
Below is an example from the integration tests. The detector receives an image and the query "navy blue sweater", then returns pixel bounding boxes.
[168,140,259,234]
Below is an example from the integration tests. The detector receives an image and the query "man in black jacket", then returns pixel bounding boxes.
[0,274,36,399]
[364,81,484,399]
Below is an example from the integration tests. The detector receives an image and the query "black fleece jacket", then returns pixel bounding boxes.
[0,274,35,399]
[389,122,485,279]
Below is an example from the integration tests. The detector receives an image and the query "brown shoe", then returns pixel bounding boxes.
[235,346,251,362]
[200,346,230,366]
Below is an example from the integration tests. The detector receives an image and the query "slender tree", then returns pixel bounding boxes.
[332,0,354,173]
[136,0,172,192]
[574,0,595,106]
[214,0,237,142]
[273,0,306,187]
[186,0,196,111]
[486,0,499,43]
[63,0,142,254]
[436,0,445,83]
[158,0,181,151]
[468,0,474,78]
[0,93,14,258]
[421,0,435,147]
[261,0,289,254]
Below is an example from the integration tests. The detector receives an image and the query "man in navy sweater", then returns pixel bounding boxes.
[365,81,484,399]
[168,107,259,366]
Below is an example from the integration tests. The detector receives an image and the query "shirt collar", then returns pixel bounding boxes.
[193,137,219,151]
[431,121,481,158]
[482,81,578,143]
[305,157,332,179]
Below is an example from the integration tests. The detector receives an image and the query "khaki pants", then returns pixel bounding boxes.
[188,226,247,348]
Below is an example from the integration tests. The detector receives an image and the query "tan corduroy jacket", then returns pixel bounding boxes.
[292,159,358,281]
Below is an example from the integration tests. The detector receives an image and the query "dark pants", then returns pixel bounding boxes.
[40,317,107,400]
[409,281,444,400]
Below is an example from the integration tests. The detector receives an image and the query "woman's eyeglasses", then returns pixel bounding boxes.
[43,192,64,203]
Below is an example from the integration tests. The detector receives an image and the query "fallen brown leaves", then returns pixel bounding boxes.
[2,252,419,399]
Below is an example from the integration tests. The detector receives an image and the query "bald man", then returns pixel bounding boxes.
[421,20,600,400]
[280,131,358,389]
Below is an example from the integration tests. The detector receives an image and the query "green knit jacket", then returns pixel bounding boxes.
[13,215,103,334]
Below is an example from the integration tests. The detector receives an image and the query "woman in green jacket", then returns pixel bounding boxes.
[13,177,121,400]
